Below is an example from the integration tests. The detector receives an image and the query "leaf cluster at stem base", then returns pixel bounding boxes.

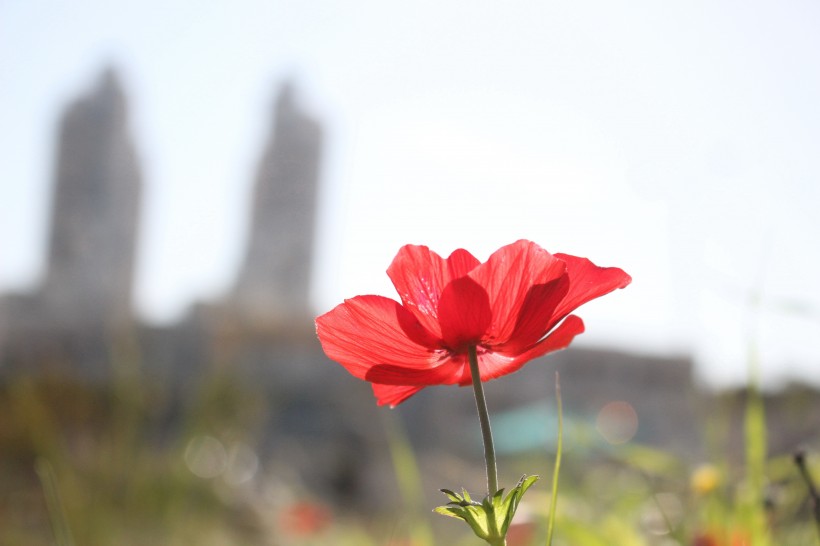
[435,475,539,546]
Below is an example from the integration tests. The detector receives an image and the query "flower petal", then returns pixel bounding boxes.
[456,315,586,384]
[371,384,425,407]
[550,253,632,327]
[315,295,438,380]
[469,240,566,344]
[445,247,481,278]
[365,354,462,386]
[437,277,493,350]
[494,275,570,354]
[387,245,482,339]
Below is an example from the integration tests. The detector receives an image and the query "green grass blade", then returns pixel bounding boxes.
[546,371,563,546]
[383,411,435,546]
[35,458,75,546]
[743,339,770,546]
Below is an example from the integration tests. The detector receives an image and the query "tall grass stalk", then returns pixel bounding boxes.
[743,339,771,546]
[793,451,820,542]
[383,411,435,546]
[35,458,75,546]
[546,372,563,546]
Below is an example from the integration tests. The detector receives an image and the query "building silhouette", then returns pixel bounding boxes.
[0,68,142,379]
[233,83,322,327]
[41,67,141,331]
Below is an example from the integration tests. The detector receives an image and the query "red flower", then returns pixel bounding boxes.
[316,240,630,406]
[277,500,332,536]
[692,530,751,546]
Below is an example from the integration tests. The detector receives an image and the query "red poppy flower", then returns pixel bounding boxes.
[692,530,751,546]
[278,500,333,536]
[316,240,630,406]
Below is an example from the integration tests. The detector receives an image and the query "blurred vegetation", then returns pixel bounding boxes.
[1,353,819,546]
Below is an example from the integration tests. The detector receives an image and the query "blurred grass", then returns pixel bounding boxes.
[0,371,267,545]
[740,341,770,546]
[383,411,435,546]
[1,346,819,545]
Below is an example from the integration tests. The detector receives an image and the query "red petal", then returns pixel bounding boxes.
[437,277,493,349]
[387,245,480,338]
[365,356,462,386]
[469,240,566,344]
[456,315,585,384]
[371,384,425,407]
[502,314,585,374]
[550,253,632,327]
[315,295,438,380]
[445,248,481,278]
[495,275,570,354]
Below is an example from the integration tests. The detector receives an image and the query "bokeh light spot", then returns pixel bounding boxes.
[184,435,228,479]
[595,400,638,445]
[224,441,259,485]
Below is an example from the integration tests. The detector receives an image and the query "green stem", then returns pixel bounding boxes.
[468,345,499,496]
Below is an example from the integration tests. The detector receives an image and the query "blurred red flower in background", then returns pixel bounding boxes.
[316,240,630,406]
[692,530,751,546]
[277,500,333,537]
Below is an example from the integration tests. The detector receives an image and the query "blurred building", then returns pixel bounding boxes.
[41,67,141,332]
[0,68,141,379]
[233,82,322,328]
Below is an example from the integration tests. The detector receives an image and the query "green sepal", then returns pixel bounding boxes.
[434,475,539,545]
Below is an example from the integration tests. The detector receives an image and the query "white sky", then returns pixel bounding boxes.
[1,0,819,389]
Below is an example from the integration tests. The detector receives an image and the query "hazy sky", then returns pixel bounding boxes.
[2,0,819,388]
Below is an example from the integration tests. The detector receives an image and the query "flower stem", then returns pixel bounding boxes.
[468,345,499,496]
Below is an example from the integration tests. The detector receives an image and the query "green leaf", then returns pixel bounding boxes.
[434,475,539,545]
[497,474,539,535]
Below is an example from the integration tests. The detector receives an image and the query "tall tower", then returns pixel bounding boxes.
[233,82,323,326]
[41,67,142,331]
